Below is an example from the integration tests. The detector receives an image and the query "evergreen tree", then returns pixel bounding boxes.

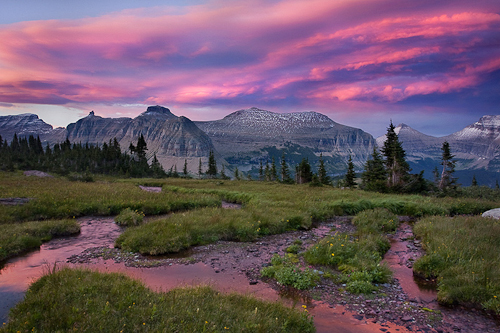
[361,147,387,192]
[382,121,410,190]
[220,164,228,180]
[310,173,322,187]
[270,157,278,181]
[317,153,330,185]
[183,159,188,177]
[280,152,293,184]
[344,155,356,188]
[471,175,478,186]
[234,167,241,180]
[432,166,440,186]
[258,160,264,181]
[150,154,166,178]
[264,161,271,181]
[173,164,179,178]
[198,158,203,179]
[495,179,499,189]
[438,141,456,191]
[296,158,313,184]
[206,150,217,178]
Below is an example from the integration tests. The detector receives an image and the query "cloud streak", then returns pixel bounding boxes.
[0,0,499,133]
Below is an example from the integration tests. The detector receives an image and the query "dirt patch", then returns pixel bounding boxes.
[0,198,31,206]
[23,170,53,177]
[138,185,162,193]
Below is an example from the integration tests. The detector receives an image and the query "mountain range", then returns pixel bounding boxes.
[0,106,498,185]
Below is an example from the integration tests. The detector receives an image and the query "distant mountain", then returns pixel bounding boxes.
[1,107,498,183]
[0,113,65,143]
[0,106,216,173]
[195,107,375,174]
[376,116,500,186]
[65,106,216,172]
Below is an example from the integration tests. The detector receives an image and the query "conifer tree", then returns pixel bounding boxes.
[258,160,264,181]
[264,161,271,181]
[317,153,330,185]
[344,155,357,188]
[206,150,217,178]
[198,158,203,179]
[150,154,166,178]
[382,122,410,189]
[270,156,278,181]
[280,152,293,184]
[234,167,241,180]
[220,164,229,180]
[495,179,499,189]
[296,158,312,184]
[183,159,188,177]
[361,147,387,192]
[471,175,478,186]
[438,141,456,191]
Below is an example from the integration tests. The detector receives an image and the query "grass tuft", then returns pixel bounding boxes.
[413,215,500,313]
[1,267,315,333]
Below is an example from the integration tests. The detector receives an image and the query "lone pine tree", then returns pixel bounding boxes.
[382,122,410,189]
[344,155,357,188]
[438,141,456,191]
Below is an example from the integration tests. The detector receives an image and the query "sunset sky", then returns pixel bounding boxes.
[0,0,499,137]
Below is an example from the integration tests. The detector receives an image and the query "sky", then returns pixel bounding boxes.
[0,0,499,137]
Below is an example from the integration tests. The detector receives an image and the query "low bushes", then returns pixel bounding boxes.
[261,254,320,290]
[304,208,395,294]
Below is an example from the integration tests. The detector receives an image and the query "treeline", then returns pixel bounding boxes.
[0,134,167,178]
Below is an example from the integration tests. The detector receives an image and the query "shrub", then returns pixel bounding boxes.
[352,208,399,234]
[114,208,144,226]
[261,254,320,290]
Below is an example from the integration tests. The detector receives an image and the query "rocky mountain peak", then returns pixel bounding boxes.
[0,113,54,139]
[140,105,176,119]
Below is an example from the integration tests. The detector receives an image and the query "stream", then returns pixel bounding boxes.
[0,217,498,332]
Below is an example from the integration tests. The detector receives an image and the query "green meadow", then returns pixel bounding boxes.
[1,170,500,332]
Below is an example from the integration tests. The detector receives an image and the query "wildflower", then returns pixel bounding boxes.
[331,253,335,256]
[302,305,307,309]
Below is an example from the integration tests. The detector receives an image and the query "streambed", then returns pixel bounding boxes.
[0,217,498,332]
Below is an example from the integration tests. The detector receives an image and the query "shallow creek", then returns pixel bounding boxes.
[0,217,496,332]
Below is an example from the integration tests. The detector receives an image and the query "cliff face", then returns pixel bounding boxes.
[195,107,375,170]
[65,106,216,171]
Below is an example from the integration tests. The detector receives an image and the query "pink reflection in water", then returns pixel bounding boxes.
[1,217,411,332]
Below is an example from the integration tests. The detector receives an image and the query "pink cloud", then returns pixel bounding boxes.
[0,0,498,119]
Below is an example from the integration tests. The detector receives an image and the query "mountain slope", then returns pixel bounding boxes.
[64,106,216,171]
[0,113,65,143]
[195,107,375,173]
[376,116,500,185]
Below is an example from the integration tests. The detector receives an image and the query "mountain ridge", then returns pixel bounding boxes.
[1,108,499,181]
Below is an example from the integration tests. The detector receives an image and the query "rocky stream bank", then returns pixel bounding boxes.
[68,217,499,333]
